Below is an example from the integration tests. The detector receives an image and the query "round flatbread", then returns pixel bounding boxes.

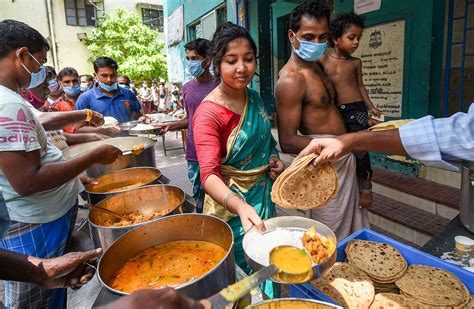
[395,265,470,307]
[279,162,337,210]
[369,293,412,309]
[369,119,414,132]
[271,154,318,209]
[311,262,374,309]
[345,240,407,282]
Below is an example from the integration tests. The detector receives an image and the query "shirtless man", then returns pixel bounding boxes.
[275,0,369,240]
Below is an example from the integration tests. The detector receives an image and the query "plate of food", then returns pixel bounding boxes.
[242,216,337,282]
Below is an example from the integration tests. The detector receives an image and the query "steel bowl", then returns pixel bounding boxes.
[62,136,156,178]
[118,121,142,130]
[97,213,236,299]
[88,184,185,250]
[147,113,179,123]
[128,126,162,136]
[251,298,342,309]
[84,167,161,205]
[242,216,337,282]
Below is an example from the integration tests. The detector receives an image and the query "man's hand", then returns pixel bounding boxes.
[99,287,205,309]
[369,106,382,118]
[32,248,102,289]
[295,137,350,167]
[152,122,171,134]
[89,111,105,127]
[103,126,121,136]
[79,173,97,185]
[86,133,109,142]
[93,145,122,165]
[268,157,284,180]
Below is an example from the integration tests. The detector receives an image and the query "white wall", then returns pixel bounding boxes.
[0,0,165,75]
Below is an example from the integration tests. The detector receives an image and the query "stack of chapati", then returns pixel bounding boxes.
[345,240,407,294]
[369,293,412,309]
[311,262,375,308]
[395,265,471,307]
[271,154,338,210]
[368,119,414,131]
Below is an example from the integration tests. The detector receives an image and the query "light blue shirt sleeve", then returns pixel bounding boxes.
[399,104,474,171]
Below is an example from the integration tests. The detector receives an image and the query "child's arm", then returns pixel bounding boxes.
[356,58,382,117]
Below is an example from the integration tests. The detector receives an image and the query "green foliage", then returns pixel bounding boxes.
[84,8,167,81]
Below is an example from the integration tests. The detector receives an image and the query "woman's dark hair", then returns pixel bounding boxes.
[289,0,331,32]
[57,67,79,81]
[0,19,50,58]
[209,22,257,77]
[93,56,118,73]
[328,12,365,47]
[185,38,211,58]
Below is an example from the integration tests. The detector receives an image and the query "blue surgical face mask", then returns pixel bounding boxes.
[186,60,205,77]
[98,81,117,92]
[118,83,130,89]
[80,82,89,92]
[48,79,60,92]
[19,51,47,89]
[291,31,327,62]
[63,84,81,96]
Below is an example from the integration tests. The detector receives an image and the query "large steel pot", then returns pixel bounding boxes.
[242,216,336,281]
[97,213,236,299]
[251,298,341,309]
[88,184,185,250]
[62,136,156,178]
[84,167,161,205]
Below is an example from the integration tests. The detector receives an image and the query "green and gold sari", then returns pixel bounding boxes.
[203,88,279,297]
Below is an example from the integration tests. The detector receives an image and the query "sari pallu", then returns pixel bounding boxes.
[203,89,279,295]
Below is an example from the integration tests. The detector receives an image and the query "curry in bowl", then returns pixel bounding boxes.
[108,240,227,293]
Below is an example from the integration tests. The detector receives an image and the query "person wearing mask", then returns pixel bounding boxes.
[0,19,122,307]
[117,75,131,90]
[167,86,181,111]
[80,74,94,92]
[151,79,159,112]
[139,80,153,114]
[45,66,63,109]
[154,39,219,212]
[129,79,138,96]
[51,67,82,133]
[75,57,143,123]
[158,78,169,112]
[275,0,368,240]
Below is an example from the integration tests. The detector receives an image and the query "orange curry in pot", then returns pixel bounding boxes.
[109,240,227,293]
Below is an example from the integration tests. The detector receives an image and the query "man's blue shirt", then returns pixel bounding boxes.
[75,83,142,123]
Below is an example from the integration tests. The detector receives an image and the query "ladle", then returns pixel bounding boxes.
[206,245,312,308]
[89,205,133,223]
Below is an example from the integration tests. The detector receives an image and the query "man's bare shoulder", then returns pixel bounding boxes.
[276,66,305,90]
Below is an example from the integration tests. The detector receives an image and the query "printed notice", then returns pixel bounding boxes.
[354,0,382,15]
[352,20,405,117]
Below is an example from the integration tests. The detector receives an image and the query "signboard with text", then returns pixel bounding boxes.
[352,20,405,117]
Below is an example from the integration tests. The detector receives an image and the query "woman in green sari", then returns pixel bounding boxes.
[193,22,284,297]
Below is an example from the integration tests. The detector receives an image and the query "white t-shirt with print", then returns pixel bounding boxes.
[0,85,80,224]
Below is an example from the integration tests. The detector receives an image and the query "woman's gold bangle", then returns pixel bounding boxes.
[223,192,243,212]
[85,109,93,122]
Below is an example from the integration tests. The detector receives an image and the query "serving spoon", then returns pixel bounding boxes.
[205,245,312,308]
[89,205,133,223]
